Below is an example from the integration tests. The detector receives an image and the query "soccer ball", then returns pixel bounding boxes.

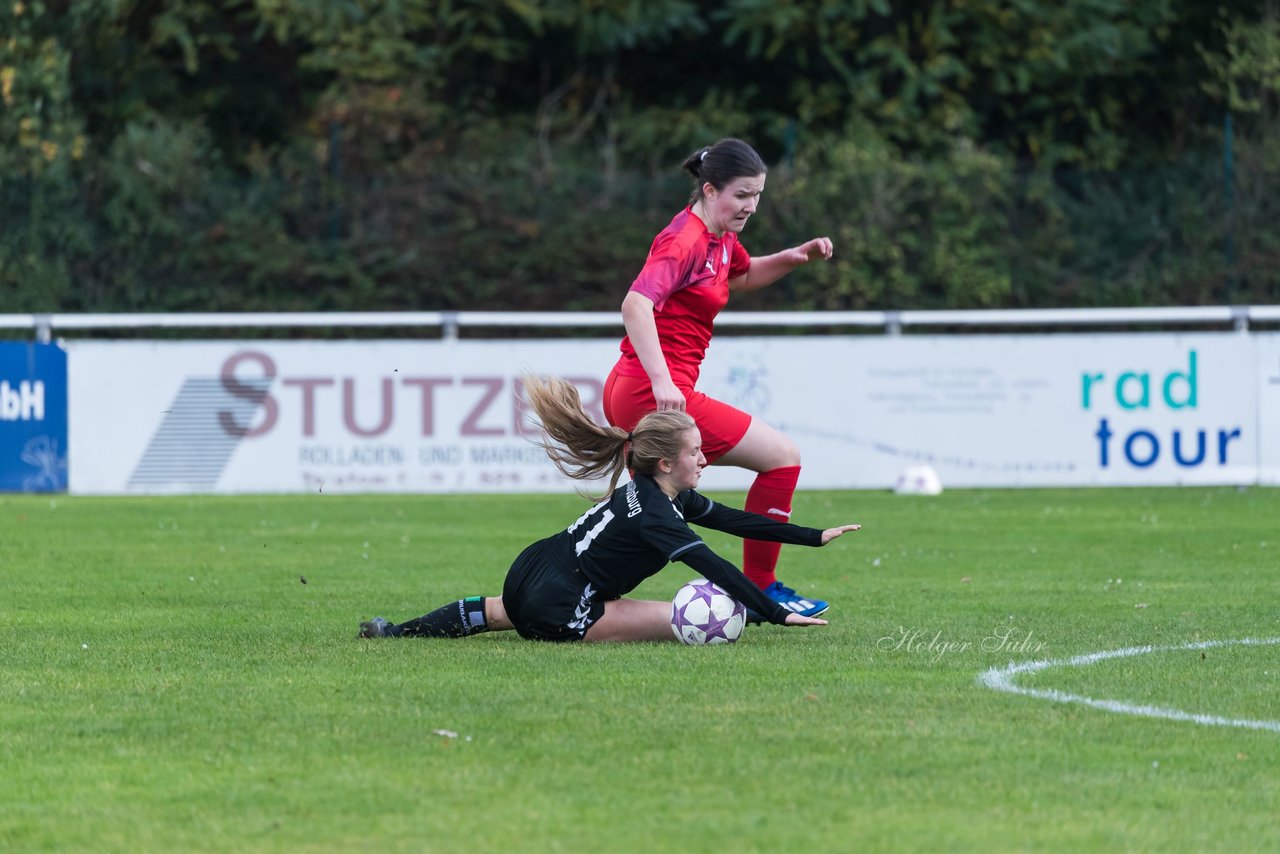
[670,579,746,645]
[894,464,943,495]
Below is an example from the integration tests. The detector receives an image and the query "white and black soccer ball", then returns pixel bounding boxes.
[671,579,746,645]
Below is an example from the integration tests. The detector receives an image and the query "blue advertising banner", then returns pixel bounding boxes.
[0,341,68,492]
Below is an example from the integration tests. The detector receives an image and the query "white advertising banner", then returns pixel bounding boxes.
[67,333,1274,494]
[714,332,1259,489]
[67,340,619,495]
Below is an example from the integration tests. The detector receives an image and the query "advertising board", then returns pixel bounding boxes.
[0,341,67,492]
[65,333,1273,494]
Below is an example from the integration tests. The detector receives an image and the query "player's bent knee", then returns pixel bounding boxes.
[720,421,801,471]
[760,434,801,469]
[779,436,801,467]
[487,597,514,632]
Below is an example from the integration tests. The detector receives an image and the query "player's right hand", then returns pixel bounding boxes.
[651,377,687,412]
[820,524,861,545]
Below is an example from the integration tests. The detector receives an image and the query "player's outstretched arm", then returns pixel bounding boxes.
[687,498,841,546]
[733,237,834,292]
[820,524,861,545]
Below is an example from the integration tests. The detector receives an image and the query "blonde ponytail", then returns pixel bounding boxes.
[523,374,696,499]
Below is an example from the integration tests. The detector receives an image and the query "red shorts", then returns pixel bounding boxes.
[602,370,752,464]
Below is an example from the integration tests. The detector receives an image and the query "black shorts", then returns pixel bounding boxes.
[502,537,609,642]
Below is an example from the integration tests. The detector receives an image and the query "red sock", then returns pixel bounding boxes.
[742,465,801,589]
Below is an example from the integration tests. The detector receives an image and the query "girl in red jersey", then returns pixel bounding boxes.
[603,138,835,618]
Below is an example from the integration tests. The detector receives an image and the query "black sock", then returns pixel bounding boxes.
[395,597,489,638]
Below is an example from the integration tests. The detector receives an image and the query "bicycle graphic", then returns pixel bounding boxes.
[20,435,67,491]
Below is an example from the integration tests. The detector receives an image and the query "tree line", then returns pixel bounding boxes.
[2,0,1277,317]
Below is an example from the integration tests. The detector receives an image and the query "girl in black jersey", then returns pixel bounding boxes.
[357,376,860,643]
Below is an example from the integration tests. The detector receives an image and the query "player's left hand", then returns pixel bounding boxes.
[820,523,861,545]
[797,236,833,263]
[784,613,829,627]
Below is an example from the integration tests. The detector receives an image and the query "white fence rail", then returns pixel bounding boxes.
[3,305,1278,342]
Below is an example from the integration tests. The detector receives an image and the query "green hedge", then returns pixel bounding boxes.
[2,0,1277,314]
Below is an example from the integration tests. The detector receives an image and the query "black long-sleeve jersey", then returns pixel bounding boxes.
[545,474,825,625]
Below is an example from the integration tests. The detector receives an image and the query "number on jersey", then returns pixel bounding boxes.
[568,500,615,556]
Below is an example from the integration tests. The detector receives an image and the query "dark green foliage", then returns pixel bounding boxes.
[1,0,1277,315]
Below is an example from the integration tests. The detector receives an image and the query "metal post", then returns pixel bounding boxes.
[1231,305,1248,332]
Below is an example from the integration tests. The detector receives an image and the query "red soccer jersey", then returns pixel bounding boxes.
[614,208,752,388]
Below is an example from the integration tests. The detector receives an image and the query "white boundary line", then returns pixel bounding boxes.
[978,637,1280,733]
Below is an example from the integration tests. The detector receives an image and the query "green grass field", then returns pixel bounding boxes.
[2,486,1277,852]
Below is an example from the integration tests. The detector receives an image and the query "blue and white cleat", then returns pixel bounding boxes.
[746,581,829,624]
[358,617,393,638]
